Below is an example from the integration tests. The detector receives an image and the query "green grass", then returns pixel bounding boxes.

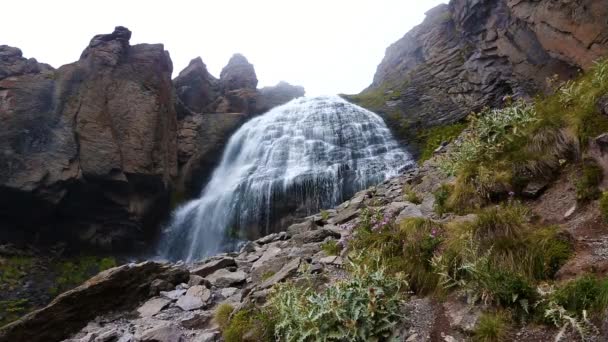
[416,122,466,163]
[600,192,608,222]
[214,303,234,331]
[474,312,511,342]
[49,256,116,296]
[433,183,453,215]
[261,271,276,281]
[552,275,608,314]
[320,239,341,256]
[0,298,30,327]
[575,159,603,202]
[0,256,34,289]
[403,185,422,204]
[222,307,275,342]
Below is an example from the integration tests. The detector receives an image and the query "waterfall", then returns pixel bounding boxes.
[160,95,413,262]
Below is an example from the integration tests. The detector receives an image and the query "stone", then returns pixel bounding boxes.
[239,241,258,253]
[160,289,187,301]
[252,246,282,270]
[522,180,549,198]
[292,228,341,244]
[319,256,337,264]
[117,334,134,342]
[186,285,211,302]
[564,204,577,219]
[180,312,213,330]
[258,257,301,289]
[396,204,424,221]
[386,201,410,213]
[193,330,219,342]
[188,274,210,288]
[220,287,239,298]
[287,219,318,236]
[137,297,171,317]
[0,262,187,342]
[94,329,119,342]
[206,269,247,288]
[191,257,236,277]
[139,323,184,342]
[443,299,483,333]
[149,279,173,296]
[599,94,608,116]
[220,54,258,91]
[176,295,204,311]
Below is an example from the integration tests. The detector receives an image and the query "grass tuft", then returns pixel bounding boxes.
[474,311,511,342]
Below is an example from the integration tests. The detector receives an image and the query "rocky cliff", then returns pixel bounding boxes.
[0,27,177,250]
[0,27,304,251]
[349,0,608,129]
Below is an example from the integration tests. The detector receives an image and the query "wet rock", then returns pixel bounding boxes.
[137,297,171,317]
[206,269,247,288]
[191,257,236,277]
[139,323,183,342]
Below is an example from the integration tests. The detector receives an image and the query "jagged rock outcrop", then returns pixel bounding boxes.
[353,0,608,128]
[0,26,177,250]
[172,54,305,196]
[0,45,52,79]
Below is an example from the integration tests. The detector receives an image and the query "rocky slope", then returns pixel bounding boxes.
[348,0,608,128]
[0,27,304,251]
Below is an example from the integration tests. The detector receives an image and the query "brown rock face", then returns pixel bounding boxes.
[174,57,221,118]
[356,0,608,128]
[0,26,177,250]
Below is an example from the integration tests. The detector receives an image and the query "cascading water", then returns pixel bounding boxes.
[160,95,413,262]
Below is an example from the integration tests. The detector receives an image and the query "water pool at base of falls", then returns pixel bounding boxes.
[159,95,414,262]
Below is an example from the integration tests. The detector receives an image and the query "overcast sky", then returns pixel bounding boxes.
[2,0,446,95]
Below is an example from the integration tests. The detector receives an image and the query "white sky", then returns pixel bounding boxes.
[1,0,446,95]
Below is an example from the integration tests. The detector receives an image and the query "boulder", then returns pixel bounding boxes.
[0,45,52,80]
[0,26,177,250]
[139,323,183,342]
[191,257,236,277]
[174,57,220,118]
[0,262,188,342]
[206,269,247,288]
[292,228,341,244]
[137,297,171,317]
[258,257,301,289]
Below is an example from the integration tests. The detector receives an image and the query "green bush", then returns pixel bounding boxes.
[50,256,117,295]
[433,183,453,215]
[269,263,406,341]
[320,239,341,256]
[416,122,466,163]
[320,210,330,221]
[403,185,422,204]
[0,298,30,327]
[222,307,275,342]
[575,160,603,202]
[600,192,608,222]
[214,303,234,330]
[552,276,608,314]
[474,311,510,342]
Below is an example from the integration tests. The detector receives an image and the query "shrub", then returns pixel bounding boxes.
[575,160,603,202]
[269,262,406,341]
[403,185,422,204]
[600,192,608,222]
[50,256,117,296]
[0,298,30,327]
[320,210,330,221]
[320,239,341,256]
[222,307,275,342]
[214,303,234,330]
[552,276,608,314]
[416,122,466,163]
[433,183,453,215]
[474,311,511,342]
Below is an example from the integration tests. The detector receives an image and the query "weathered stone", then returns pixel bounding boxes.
[258,257,301,289]
[137,297,171,317]
[149,279,173,296]
[191,257,236,277]
[443,299,483,333]
[287,219,318,236]
[176,295,204,311]
[160,289,187,301]
[396,205,424,221]
[0,262,187,342]
[180,312,213,330]
[186,285,211,302]
[193,330,219,342]
[599,95,608,116]
[292,228,341,244]
[94,329,119,342]
[220,54,258,91]
[206,269,247,288]
[564,204,577,219]
[0,45,52,80]
[252,246,282,270]
[522,180,549,198]
[188,275,210,288]
[139,323,183,342]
